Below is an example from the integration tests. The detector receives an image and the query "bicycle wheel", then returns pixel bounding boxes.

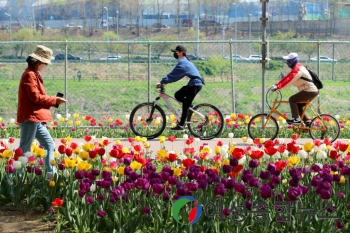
[247,113,279,140]
[309,114,340,143]
[187,103,224,140]
[129,102,166,139]
[266,89,282,109]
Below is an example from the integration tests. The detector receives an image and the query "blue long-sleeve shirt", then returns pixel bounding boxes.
[160,57,204,86]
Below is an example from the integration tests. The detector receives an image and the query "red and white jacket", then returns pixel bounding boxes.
[275,63,318,92]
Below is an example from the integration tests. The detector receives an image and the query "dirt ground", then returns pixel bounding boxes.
[0,205,55,233]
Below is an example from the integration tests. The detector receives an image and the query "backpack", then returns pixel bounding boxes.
[301,68,323,89]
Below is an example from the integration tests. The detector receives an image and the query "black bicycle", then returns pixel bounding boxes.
[129,86,224,139]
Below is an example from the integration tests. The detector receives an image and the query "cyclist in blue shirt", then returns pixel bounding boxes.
[156,45,204,131]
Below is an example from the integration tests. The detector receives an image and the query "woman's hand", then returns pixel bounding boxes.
[56,97,67,106]
[155,83,164,88]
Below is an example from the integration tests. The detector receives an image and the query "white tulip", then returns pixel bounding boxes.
[19,156,28,166]
[90,184,96,192]
[10,118,15,123]
[109,157,117,163]
[272,152,281,159]
[335,115,340,120]
[66,113,71,118]
[262,153,270,160]
[13,161,22,170]
[238,155,246,164]
[319,144,327,150]
[56,114,62,119]
[178,153,187,160]
[63,169,70,178]
[125,114,130,119]
[247,138,253,144]
[183,134,189,139]
[24,152,33,158]
[316,151,327,160]
[228,132,234,138]
[195,138,200,143]
[220,148,228,158]
[297,150,308,159]
[278,138,285,144]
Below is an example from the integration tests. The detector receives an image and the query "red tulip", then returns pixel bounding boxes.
[58,145,66,154]
[52,198,64,207]
[275,160,288,171]
[264,147,278,156]
[182,158,195,168]
[232,148,245,160]
[329,150,339,160]
[264,140,275,148]
[8,137,15,143]
[167,153,177,162]
[89,150,97,159]
[134,144,142,152]
[291,134,299,140]
[168,136,176,142]
[109,149,120,158]
[97,148,106,156]
[65,148,73,157]
[84,135,92,142]
[277,145,286,153]
[250,150,264,160]
[217,141,223,146]
[14,148,23,157]
[70,142,78,149]
[232,164,243,173]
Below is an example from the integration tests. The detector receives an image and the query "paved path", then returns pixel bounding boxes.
[6,137,350,154]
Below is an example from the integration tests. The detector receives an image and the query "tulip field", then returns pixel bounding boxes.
[1,113,350,232]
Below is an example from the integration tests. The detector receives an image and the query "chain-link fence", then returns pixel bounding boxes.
[0,40,349,121]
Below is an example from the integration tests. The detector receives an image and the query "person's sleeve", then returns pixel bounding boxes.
[275,68,299,90]
[22,72,57,107]
[160,63,185,84]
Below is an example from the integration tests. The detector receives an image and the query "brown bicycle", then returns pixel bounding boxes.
[247,89,340,142]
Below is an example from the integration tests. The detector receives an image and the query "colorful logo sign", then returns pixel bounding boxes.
[171,196,202,225]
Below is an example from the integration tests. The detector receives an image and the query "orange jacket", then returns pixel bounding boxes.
[17,67,57,123]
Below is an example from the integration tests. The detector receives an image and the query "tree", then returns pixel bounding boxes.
[147,35,178,59]
[12,29,40,57]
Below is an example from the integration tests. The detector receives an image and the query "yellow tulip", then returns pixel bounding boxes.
[115,140,121,146]
[144,142,151,149]
[164,180,169,186]
[103,167,112,172]
[172,167,182,177]
[159,136,165,143]
[60,182,64,187]
[223,159,230,165]
[201,147,211,154]
[82,143,94,152]
[77,161,92,171]
[330,171,338,175]
[0,117,2,122]
[54,151,59,158]
[50,159,56,166]
[117,167,125,175]
[49,181,55,187]
[34,147,46,158]
[303,142,314,153]
[346,120,350,126]
[288,156,300,166]
[108,118,113,123]
[64,158,76,168]
[141,137,147,143]
[59,117,65,122]
[68,120,73,125]
[230,113,236,118]
[79,151,89,160]
[75,121,81,126]
[1,149,13,159]
[242,137,248,143]
[135,136,141,142]
[214,146,221,155]
[171,122,176,127]
[340,175,345,184]
[73,147,80,155]
[157,149,168,161]
[130,161,142,170]
[259,138,265,144]
[112,176,119,182]
[73,113,79,119]
[122,147,130,154]
[170,114,176,121]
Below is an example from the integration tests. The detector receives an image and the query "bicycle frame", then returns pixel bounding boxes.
[264,98,327,132]
[151,88,205,121]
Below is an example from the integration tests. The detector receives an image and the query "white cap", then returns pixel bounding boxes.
[282,53,298,60]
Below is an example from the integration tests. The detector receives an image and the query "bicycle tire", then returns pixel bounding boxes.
[247,113,279,140]
[187,103,224,140]
[309,114,340,143]
[266,89,282,109]
[129,102,166,139]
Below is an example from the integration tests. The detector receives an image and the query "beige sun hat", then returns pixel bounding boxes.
[29,45,53,64]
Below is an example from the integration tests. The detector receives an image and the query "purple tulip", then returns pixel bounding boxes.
[142,207,151,214]
[75,170,85,179]
[320,189,331,200]
[288,187,302,201]
[187,172,198,180]
[162,166,174,176]
[330,164,338,172]
[311,176,321,187]
[152,183,164,195]
[134,178,150,190]
[271,175,281,185]
[311,164,322,172]
[333,174,341,182]
[234,183,247,194]
[348,202,350,211]
[242,190,252,199]
[121,182,133,191]
[300,185,309,195]
[168,176,178,185]
[196,173,208,181]
[85,196,94,204]
[34,167,42,176]
[150,178,161,185]
[275,193,285,201]
[273,169,281,176]
[143,163,156,173]
[289,179,299,187]
[302,167,310,175]
[260,184,273,199]
[321,172,333,183]
[97,194,105,201]
[176,181,186,189]
[189,165,201,173]
[198,179,208,190]
[230,157,238,166]
[248,159,259,168]
[214,183,227,196]
[338,192,345,199]
[176,187,188,196]
[259,170,271,180]
[222,165,233,174]
[110,185,125,200]
[78,189,87,197]
[101,180,112,189]
[245,201,252,210]
[162,192,170,201]
[124,166,132,176]
[340,166,350,176]
[26,166,34,173]
[241,170,253,183]
[160,172,170,182]
[337,160,345,169]
[248,177,260,188]
[97,209,107,218]
[91,169,100,176]
[186,182,199,192]
[267,162,276,173]
[335,222,344,229]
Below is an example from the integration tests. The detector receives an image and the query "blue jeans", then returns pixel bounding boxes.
[19,121,56,175]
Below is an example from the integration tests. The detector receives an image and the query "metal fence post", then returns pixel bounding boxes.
[317,42,321,113]
[65,41,68,117]
[229,39,235,113]
[128,43,130,81]
[332,43,335,81]
[148,43,151,103]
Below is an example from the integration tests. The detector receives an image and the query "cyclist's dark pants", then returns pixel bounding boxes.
[175,85,202,126]
[289,91,319,122]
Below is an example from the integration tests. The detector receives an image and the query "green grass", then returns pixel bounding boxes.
[1,62,350,119]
